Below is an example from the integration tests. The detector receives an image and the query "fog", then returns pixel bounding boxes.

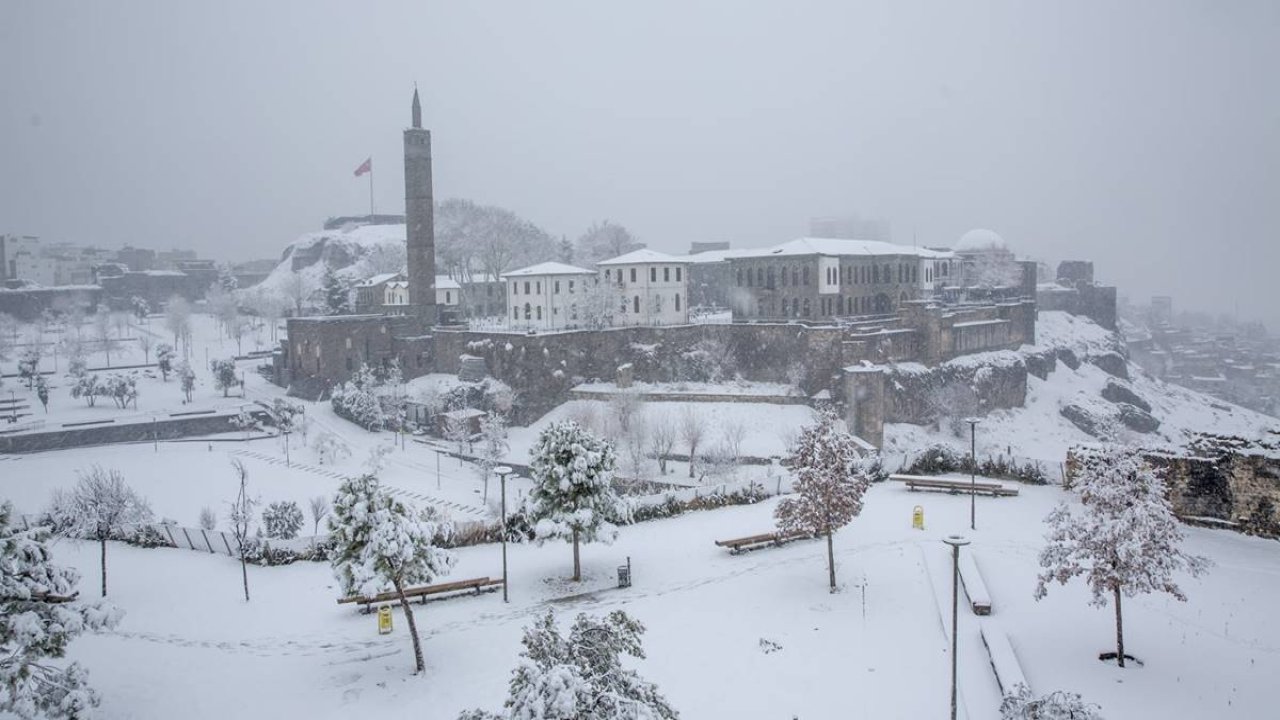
[3,1,1277,325]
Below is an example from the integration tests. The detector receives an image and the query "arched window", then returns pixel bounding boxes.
[747,269,754,287]
[536,306,542,320]
[512,281,518,295]
[736,268,742,286]
[757,268,764,286]
[767,267,775,289]
[802,267,810,285]
[653,294,663,312]
[872,265,879,284]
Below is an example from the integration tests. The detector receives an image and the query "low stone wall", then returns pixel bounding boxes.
[0,409,263,454]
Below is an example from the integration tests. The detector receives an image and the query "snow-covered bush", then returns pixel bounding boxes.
[1035,446,1210,667]
[177,360,195,402]
[210,358,238,397]
[156,343,175,381]
[999,684,1104,719]
[47,466,152,597]
[775,409,870,591]
[17,346,41,390]
[1,501,122,719]
[330,363,385,431]
[525,421,627,581]
[198,507,218,531]
[262,501,304,540]
[70,374,100,407]
[100,373,138,410]
[312,431,351,465]
[328,475,456,674]
[458,610,677,720]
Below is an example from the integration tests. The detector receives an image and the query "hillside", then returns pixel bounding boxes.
[253,223,407,302]
[885,311,1280,469]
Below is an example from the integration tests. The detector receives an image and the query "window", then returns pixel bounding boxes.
[736,268,742,286]
[346,357,353,371]
[757,268,764,287]
[631,295,639,314]
[446,291,452,303]
[513,307,518,320]
[605,269,611,281]
[630,268,637,283]
[554,281,560,294]
[536,306,542,320]
[767,266,775,289]
[675,293,681,311]
[536,281,542,294]
[569,280,575,292]
[651,267,657,282]
[524,281,531,295]
[512,281,518,295]
[781,267,788,286]
[802,298,811,316]
[912,265,918,283]
[747,269,753,287]
[792,268,799,286]
[524,303,531,320]
[872,265,879,284]
[664,267,670,282]
[676,267,681,281]
[802,267,810,285]
[653,294,662,312]
[571,304,578,320]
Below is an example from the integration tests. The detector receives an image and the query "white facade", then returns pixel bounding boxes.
[502,262,596,331]
[384,275,461,312]
[597,249,691,326]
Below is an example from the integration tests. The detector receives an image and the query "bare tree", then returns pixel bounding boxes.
[680,406,706,480]
[575,220,643,264]
[227,460,258,602]
[648,409,678,475]
[721,417,747,464]
[163,296,192,357]
[138,330,154,365]
[48,466,152,597]
[93,310,115,367]
[308,495,330,536]
[198,506,217,531]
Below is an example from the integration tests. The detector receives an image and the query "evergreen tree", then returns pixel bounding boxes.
[211,359,238,397]
[1036,446,1210,667]
[328,475,456,674]
[262,501,304,539]
[0,502,122,719]
[526,421,627,582]
[459,610,678,720]
[321,265,351,315]
[774,409,870,591]
[35,376,48,413]
[155,343,175,381]
[1000,684,1104,719]
[177,361,195,402]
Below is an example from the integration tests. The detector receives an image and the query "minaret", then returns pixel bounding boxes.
[404,87,436,328]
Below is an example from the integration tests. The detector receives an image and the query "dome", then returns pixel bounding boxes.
[956,228,1007,252]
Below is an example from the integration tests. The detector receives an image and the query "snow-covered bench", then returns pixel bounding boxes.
[980,623,1028,695]
[889,474,1019,497]
[714,530,813,554]
[958,551,992,615]
[337,576,504,612]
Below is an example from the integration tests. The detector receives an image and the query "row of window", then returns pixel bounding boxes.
[742,292,907,318]
[736,261,926,290]
[511,293,683,322]
[511,278,586,296]
[602,266,683,285]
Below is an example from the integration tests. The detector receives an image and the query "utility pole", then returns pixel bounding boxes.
[966,418,980,531]
[943,535,970,720]
[494,466,513,603]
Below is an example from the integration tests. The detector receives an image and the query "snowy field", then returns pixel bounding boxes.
[39,480,1280,719]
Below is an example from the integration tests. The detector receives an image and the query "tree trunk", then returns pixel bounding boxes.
[688,446,697,478]
[826,528,836,592]
[572,527,581,582]
[100,537,108,597]
[395,578,426,674]
[1114,585,1125,668]
[240,552,250,602]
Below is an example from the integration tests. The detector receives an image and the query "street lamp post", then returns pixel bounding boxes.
[943,535,971,720]
[434,449,444,490]
[494,466,513,603]
[965,418,980,531]
[282,429,291,467]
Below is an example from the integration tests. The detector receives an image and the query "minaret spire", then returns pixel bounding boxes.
[411,85,422,129]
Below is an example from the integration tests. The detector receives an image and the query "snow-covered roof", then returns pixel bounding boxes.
[955,228,1007,252]
[501,262,595,278]
[355,272,403,288]
[733,237,954,261]
[596,249,691,266]
[677,248,754,264]
[435,275,461,290]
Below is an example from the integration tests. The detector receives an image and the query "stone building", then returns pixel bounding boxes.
[502,261,596,331]
[403,87,436,327]
[597,249,691,326]
[1035,260,1118,330]
[354,272,402,313]
[725,237,955,321]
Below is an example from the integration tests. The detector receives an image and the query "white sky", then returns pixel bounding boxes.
[2,1,1277,324]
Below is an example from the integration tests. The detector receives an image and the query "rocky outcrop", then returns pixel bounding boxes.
[1060,402,1110,438]
[1101,378,1152,413]
[1090,351,1129,379]
[1056,348,1081,370]
[1116,403,1160,433]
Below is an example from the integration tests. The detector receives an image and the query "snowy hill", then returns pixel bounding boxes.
[253,223,407,302]
[885,311,1280,468]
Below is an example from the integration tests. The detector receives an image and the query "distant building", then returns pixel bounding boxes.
[502,262,596,331]
[808,216,892,243]
[0,235,41,281]
[115,246,156,272]
[155,249,198,271]
[597,249,691,326]
[689,241,730,255]
[353,272,404,314]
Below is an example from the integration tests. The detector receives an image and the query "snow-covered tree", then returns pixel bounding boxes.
[198,506,217,531]
[101,374,138,410]
[475,413,509,501]
[574,220,643,264]
[137,330,153,365]
[648,409,677,475]
[47,466,152,597]
[331,363,385,431]
[0,313,16,361]
[177,361,195,402]
[363,442,395,477]
[320,265,352,315]
[227,460,257,602]
[70,374,100,407]
[328,474,456,674]
[18,346,41,390]
[92,311,114,367]
[230,408,259,437]
[130,296,150,322]
[163,296,191,355]
[458,610,678,720]
[0,502,122,719]
[1035,447,1210,668]
[526,421,627,582]
[312,431,351,465]
[155,343,175,381]
[308,496,330,536]
[262,501,304,540]
[64,339,86,380]
[211,358,238,397]
[999,684,1104,719]
[774,409,870,591]
[579,279,616,330]
[34,376,48,414]
[679,406,706,480]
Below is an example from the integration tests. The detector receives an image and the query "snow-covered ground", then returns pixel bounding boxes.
[40,480,1280,719]
[573,379,799,398]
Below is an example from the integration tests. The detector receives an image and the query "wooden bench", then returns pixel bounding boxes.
[958,551,992,615]
[337,576,504,612]
[714,530,813,554]
[890,474,1019,497]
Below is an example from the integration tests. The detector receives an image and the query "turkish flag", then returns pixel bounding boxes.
[353,157,372,177]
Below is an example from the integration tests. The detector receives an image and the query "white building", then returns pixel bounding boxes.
[597,248,691,326]
[384,275,462,313]
[502,262,596,330]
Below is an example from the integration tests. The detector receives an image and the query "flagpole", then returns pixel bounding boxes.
[368,159,375,218]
